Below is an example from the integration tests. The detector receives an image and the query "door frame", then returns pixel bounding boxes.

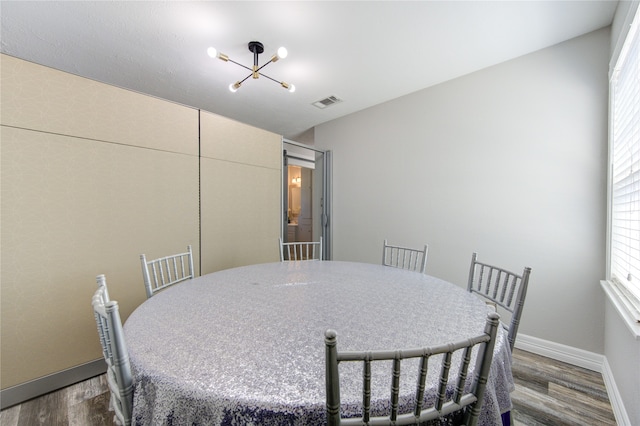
[282,139,332,260]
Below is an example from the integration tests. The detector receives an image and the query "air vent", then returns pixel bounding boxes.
[312,95,343,109]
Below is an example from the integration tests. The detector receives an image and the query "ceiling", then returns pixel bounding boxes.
[1,1,618,140]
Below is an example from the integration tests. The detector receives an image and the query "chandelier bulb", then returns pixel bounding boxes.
[229,82,241,92]
[281,82,296,93]
[272,46,288,63]
[208,46,228,62]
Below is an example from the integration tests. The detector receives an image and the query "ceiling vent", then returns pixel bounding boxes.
[312,95,343,109]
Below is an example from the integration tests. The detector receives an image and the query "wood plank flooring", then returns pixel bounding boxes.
[0,375,112,426]
[510,349,616,426]
[1,349,617,425]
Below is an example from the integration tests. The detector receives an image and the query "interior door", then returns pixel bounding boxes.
[283,140,331,260]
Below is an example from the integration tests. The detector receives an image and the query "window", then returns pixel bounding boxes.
[609,5,640,321]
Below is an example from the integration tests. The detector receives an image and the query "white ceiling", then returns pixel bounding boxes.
[1,1,618,139]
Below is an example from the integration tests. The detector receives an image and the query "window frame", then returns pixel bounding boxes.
[606,2,640,331]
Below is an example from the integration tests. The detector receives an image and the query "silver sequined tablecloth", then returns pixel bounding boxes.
[124,261,514,425]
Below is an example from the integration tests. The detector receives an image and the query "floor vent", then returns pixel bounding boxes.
[312,95,343,109]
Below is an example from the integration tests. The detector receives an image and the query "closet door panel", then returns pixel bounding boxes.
[200,158,280,273]
[200,111,281,168]
[199,111,281,273]
[1,126,199,388]
[0,54,198,154]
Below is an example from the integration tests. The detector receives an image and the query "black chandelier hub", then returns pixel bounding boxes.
[248,41,264,55]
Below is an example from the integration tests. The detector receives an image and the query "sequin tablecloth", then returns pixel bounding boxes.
[124,261,514,425]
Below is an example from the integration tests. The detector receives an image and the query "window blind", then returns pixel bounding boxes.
[610,6,640,312]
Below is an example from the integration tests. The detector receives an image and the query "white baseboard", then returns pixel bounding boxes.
[514,333,604,372]
[601,357,633,426]
[515,333,630,425]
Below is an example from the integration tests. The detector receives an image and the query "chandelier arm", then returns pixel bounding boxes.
[238,73,253,84]
[258,72,280,84]
[227,59,252,72]
[255,61,274,74]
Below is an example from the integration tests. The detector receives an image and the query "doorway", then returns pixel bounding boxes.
[282,140,331,260]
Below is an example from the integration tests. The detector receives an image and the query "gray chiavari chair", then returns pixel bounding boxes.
[140,245,194,298]
[279,237,323,261]
[467,252,532,351]
[382,239,429,273]
[92,275,133,426]
[325,312,500,426]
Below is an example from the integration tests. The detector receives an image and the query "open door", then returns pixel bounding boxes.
[283,140,331,260]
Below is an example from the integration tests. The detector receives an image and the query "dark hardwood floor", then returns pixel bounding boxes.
[0,349,617,425]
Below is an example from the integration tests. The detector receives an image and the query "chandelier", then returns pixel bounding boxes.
[208,41,295,93]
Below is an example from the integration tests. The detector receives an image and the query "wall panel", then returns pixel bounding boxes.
[200,112,281,168]
[1,55,197,155]
[1,53,281,399]
[1,55,199,390]
[200,159,281,273]
[200,111,281,273]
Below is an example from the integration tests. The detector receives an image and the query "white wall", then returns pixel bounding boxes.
[604,298,640,425]
[315,28,609,354]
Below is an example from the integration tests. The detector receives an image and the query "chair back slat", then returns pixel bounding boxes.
[435,350,453,411]
[453,346,473,404]
[467,252,532,351]
[414,356,428,416]
[279,237,323,261]
[140,245,195,298]
[390,356,401,421]
[325,312,500,426]
[505,275,517,307]
[363,359,372,423]
[325,330,341,426]
[92,275,133,426]
[93,277,111,363]
[382,239,428,274]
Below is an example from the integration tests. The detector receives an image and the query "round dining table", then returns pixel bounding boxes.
[123,261,514,425]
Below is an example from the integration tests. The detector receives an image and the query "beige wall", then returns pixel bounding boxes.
[0,54,280,391]
[200,112,281,273]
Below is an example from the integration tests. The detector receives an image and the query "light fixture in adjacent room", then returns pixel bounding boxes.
[208,41,295,93]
